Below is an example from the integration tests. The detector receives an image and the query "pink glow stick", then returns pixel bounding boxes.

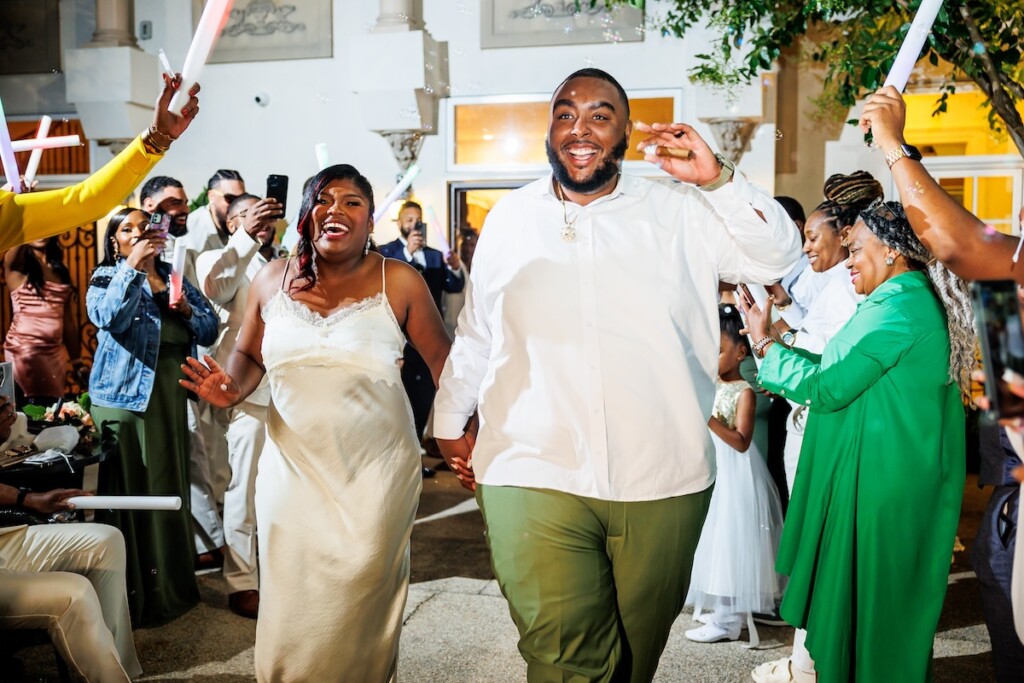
[168,0,235,115]
[23,116,52,185]
[11,135,82,153]
[0,96,22,193]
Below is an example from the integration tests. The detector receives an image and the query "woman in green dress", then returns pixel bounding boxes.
[739,200,975,682]
[87,207,218,626]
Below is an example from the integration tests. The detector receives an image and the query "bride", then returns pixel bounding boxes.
[181,164,451,682]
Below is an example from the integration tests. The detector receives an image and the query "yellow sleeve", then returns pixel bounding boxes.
[0,134,163,251]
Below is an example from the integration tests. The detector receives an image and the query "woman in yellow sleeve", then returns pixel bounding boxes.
[0,74,200,251]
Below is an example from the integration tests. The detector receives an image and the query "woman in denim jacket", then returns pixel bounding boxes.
[88,207,217,626]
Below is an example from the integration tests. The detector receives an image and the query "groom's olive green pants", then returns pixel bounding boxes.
[477,484,712,683]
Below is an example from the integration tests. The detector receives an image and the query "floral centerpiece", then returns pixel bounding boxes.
[23,394,98,452]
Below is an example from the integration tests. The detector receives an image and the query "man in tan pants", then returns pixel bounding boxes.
[0,397,141,681]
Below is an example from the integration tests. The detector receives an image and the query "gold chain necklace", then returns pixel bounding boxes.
[555,183,577,243]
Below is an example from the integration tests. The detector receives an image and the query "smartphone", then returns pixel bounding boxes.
[266,174,288,218]
[413,220,427,236]
[972,280,1024,420]
[0,361,14,410]
[148,211,172,238]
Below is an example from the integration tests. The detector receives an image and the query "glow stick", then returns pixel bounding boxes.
[23,116,51,185]
[0,95,22,193]
[11,135,82,153]
[314,143,330,170]
[372,164,420,224]
[67,495,182,510]
[157,48,175,79]
[425,206,452,257]
[168,0,235,115]
[883,0,943,91]
[169,241,187,303]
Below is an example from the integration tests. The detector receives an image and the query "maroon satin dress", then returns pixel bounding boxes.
[3,281,72,398]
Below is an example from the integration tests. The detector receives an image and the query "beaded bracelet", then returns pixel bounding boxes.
[752,336,775,358]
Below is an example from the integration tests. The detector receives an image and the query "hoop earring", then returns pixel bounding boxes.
[885,256,895,266]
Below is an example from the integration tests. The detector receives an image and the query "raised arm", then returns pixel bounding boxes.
[0,75,200,252]
[861,86,1022,283]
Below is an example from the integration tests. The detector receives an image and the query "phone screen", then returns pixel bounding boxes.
[972,280,1024,420]
[266,174,288,217]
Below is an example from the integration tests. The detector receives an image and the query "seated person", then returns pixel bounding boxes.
[0,395,141,681]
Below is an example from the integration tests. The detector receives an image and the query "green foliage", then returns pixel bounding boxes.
[593,0,1024,155]
[189,187,209,212]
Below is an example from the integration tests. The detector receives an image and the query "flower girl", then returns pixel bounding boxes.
[684,304,785,646]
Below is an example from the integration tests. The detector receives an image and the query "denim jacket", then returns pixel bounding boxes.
[87,259,218,412]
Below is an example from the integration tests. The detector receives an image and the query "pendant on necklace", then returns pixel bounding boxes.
[560,224,576,242]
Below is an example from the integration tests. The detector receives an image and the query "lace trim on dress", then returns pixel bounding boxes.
[262,290,384,326]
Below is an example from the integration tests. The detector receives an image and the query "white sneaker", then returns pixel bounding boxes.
[685,622,741,643]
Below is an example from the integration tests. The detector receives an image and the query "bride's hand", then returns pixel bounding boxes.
[179,355,241,407]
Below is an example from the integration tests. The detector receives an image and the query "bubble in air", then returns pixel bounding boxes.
[774,130,783,140]
[424,86,434,95]
[983,224,998,241]
[972,42,986,55]
[425,63,434,71]
[316,92,331,104]
[423,123,433,131]
[634,25,646,37]
[564,25,574,34]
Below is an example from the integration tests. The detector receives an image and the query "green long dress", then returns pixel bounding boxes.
[92,311,199,626]
[756,270,965,682]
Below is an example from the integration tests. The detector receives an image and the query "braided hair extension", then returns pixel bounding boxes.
[813,171,885,234]
[858,200,976,397]
[291,164,375,294]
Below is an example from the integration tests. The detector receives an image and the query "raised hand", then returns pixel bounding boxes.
[858,86,907,153]
[125,235,164,270]
[153,73,201,142]
[735,284,774,344]
[179,355,241,408]
[634,121,723,186]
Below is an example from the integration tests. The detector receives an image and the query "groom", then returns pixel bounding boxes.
[434,68,800,682]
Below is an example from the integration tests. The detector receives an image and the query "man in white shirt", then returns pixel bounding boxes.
[194,193,280,619]
[180,170,246,568]
[435,68,801,682]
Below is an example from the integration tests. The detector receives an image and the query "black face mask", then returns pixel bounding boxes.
[545,133,629,195]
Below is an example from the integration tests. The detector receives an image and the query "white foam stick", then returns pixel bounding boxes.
[883,0,943,91]
[0,95,22,193]
[168,0,235,115]
[67,495,182,510]
[22,116,51,185]
[425,206,452,257]
[11,135,81,153]
[314,143,330,170]
[372,164,420,224]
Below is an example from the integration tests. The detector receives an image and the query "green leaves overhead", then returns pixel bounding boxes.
[591,0,1024,156]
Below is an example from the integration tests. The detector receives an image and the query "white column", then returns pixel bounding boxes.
[374,0,423,31]
[89,0,137,47]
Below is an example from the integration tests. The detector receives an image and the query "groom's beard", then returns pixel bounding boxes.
[546,134,629,195]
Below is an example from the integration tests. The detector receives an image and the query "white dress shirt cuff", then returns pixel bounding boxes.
[432,411,472,440]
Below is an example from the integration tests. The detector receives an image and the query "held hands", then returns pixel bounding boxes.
[859,86,907,154]
[634,121,723,186]
[153,73,200,142]
[436,414,479,491]
[179,355,241,408]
